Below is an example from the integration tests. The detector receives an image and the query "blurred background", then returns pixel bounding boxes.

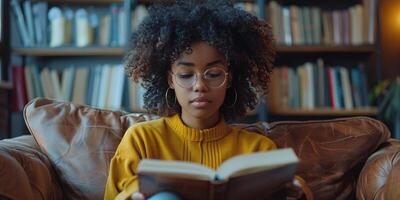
[0,0,399,139]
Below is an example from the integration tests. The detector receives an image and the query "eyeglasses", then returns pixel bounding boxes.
[170,67,229,88]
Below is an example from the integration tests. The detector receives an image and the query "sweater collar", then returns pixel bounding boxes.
[165,114,230,142]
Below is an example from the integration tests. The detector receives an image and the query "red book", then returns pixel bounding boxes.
[327,67,336,108]
[11,66,28,112]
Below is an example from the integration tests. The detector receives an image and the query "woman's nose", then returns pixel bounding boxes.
[193,75,209,92]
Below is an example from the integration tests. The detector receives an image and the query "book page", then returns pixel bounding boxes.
[216,148,299,180]
[138,159,217,181]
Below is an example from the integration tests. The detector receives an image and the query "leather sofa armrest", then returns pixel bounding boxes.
[356,139,400,200]
[0,135,63,200]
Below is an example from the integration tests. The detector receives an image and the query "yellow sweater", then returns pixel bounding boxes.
[104,114,277,200]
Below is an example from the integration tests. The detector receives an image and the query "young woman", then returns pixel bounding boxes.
[105,1,310,199]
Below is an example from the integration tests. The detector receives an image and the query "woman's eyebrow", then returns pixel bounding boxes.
[176,60,224,67]
[206,60,224,67]
[176,61,195,67]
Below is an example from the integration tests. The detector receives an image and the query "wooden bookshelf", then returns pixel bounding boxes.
[268,107,378,116]
[13,47,125,56]
[276,45,376,53]
[33,0,124,4]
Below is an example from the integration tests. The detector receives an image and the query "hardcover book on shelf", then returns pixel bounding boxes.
[138,148,299,200]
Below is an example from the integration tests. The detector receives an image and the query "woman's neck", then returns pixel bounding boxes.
[180,112,220,129]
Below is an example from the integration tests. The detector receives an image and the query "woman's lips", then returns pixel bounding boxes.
[190,97,211,108]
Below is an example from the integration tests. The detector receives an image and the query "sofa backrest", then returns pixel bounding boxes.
[24,98,390,200]
[267,119,390,200]
[24,98,157,200]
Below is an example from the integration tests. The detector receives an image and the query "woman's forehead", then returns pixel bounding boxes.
[174,42,227,64]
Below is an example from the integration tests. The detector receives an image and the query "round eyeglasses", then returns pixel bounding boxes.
[170,67,229,88]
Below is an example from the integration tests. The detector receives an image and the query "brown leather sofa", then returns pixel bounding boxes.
[0,98,399,200]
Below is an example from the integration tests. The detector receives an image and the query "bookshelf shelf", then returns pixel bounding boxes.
[13,47,125,56]
[33,0,124,4]
[276,45,376,53]
[268,107,378,116]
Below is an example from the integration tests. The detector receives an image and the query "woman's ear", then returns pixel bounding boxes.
[227,72,233,88]
[167,72,175,89]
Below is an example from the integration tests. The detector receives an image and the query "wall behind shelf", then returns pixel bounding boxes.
[380,0,400,80]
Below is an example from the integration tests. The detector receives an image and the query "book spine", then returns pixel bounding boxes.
[11,66,28,112]
[209,181,227,200]
[11,0,32,46]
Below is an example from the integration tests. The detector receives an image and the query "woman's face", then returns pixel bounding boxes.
[169,41,230,124]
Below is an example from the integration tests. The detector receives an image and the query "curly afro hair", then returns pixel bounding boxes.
[124,0,275,120]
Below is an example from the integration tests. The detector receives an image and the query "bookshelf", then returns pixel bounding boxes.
[276,45,375,53]
[40,0,125,4]
[259,0,380,119]
[13,47,125,56]
[268,108,378,117]
[6,0,140,138]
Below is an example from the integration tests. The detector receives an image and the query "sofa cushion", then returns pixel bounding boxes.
[24,98,157,200]
[0,135,63,200]
[267,118,390,200]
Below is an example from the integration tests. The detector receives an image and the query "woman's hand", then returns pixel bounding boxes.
[131,192,146,200]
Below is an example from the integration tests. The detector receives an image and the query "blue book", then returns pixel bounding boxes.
[323,67,331,107]
[358,64,370,106]
[31,65,44,97]
[334,67,344,109]
[350,68,362,108]
[86,67,95,105]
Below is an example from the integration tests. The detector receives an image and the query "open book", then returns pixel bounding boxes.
[137,148,299,200]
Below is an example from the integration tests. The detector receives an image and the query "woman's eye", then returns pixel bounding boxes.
[207,73,221,78]
[178,74,194,79]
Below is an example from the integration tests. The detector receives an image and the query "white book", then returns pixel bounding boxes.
[350,5,363,45]
[48,7,66,47]
[24,66,35,100]
[75,8,93,47]
[339,67,354,110]
[138,148,299,200]
[131,5,148,32]
[282,7,292,45]
[118,8,127,47]
[304,63,315,109]
[11,0,31,46]
[99,15,111,46]
[72,67,89,105]
[97,65,112,108]
[40,68,54,98]
[106,65,125,110]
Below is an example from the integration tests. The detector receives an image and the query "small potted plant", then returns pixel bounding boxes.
[376,77,400,138]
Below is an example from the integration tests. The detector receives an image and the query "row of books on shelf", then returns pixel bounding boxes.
[268,59,370,111]
[236,0,376,45]
[11,0,149,47]
[11,64,146,113]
